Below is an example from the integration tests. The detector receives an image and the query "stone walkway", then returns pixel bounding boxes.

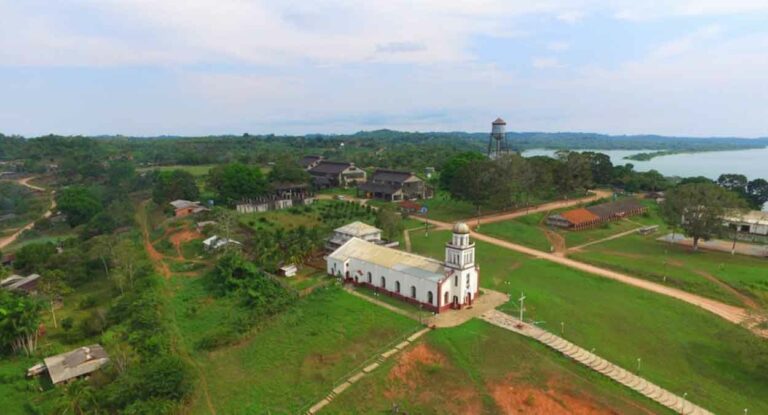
[305,327,432,414]
[481,309,713,415]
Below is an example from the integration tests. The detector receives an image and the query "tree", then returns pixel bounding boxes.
[449,159,500,228]
[660,183,745,250]
[555,151,593,196]
[717,174,748,193]
[0,290,42,355]
[38,270,71,329]
[152,170,199,204]
[375,205,404,241]
[56,186,103,227]
[746,178,768,210]
[113,239,142,294]
[14,242,57,274]
[267,157,310,184]
[438,152,486,191]
[583,151,614,185]
[207,163,268,204]
[53,379,96,415]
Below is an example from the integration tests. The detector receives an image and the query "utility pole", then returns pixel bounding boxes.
[518,292,526,322]
[636,357,642,373]
[560,321,565,335]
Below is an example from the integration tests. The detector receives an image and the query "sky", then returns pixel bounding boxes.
[2,0,768,138]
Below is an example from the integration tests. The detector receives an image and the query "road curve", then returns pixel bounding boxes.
[419,215,766,338]
[0,177,56,250]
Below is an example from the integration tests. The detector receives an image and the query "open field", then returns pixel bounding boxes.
[570,232,768,307]
[183,287,420,414]
[138,164,216,177]
[328,319,671,414]
[478,212,551,252]
[409,230,768,414]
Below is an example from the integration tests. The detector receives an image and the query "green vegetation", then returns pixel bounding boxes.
[328,320,670,414]
[409,230,768,414]
[0,182,49,234]
[624,150,676,161]
[186,287,420,414]
[571,233,768,306]
[479,212,552,251]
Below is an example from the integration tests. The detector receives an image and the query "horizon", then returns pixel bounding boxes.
[2,1,768,137]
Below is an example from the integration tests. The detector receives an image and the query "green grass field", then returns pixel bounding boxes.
[409,230,768,414]
[138,164,216,177]
[184,287,420,414]
[327,319,671,414]
[479,212,552,252]
[570,233,768,306]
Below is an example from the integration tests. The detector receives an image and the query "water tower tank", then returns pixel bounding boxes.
[491,118,506,138]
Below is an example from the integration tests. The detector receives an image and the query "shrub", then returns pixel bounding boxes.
[61,317,74,332]
[79,295,98,309]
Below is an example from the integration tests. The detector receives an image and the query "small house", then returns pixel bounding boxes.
[547,198,647,230]
[1,273,41,294]
[398,200,422,214]
[203,235,241,251]
[32,345,110,385]
[196,220,217,233]
[358,169,431,201]
[170,200,208,217]
[300,155,324,170]
[308,161,366,188]
[722,210,768,243]
[279,264,298,277]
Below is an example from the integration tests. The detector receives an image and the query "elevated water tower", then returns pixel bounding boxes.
[487,117,510,159]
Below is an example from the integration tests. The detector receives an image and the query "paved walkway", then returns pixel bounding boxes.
[659,233,768,258]
[305,327,432,414]
[417,215,768,338]
[568,226,645,252]
[481,310,713,415]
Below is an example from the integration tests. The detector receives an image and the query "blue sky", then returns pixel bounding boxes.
[1,1,768,137]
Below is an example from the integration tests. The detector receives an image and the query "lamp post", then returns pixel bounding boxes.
[681,392,687,414]
[560,321,565,336]
[636,358,642,373]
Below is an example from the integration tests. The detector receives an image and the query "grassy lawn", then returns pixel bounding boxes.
[0,356,56,415]
[570,233,768,306]
[186,287,420,414]
[419,192,478,222]
[479,212,552,252]
[328,319,671,414]
[139,164,216,177]
[238,207,322,231]
[409,230,768,414]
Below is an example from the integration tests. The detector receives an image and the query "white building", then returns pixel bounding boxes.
[327,222,479,312]
[326,221,383,250]
[723,210,768,242]
[203,235,241,251]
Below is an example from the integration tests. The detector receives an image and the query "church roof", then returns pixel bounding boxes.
[334,221,381,237]
[329,238,445,282]
[492,117,506,125]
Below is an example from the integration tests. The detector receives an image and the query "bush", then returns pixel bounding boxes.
[103,355,193,413]
[79,295,98,309]
[61,317,74,331]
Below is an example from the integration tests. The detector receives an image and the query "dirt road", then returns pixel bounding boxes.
[0,176,56,250]
[469,189,613,226]
[419,215,767,338]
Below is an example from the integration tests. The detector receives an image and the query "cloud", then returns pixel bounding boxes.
[650,24,723,59]
[532,57,562,68]
[556,10,585,23]
[546,41,570,52]
[376,42,427,54]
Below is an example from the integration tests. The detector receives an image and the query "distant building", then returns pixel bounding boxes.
[723,210,768,243]
[326,222,479,312]
[547,198,647,230]
[398,200,422,214]
[357,169,431,201]
[1,273,41,294]
[327,221,385,250]
[308,161,366,189]
[169,200,208,217]
[424,167,436,178]
[31,345,110,385]
[235,184,314,214]
[279,264,298,277]
[203,235,241,251]
[300,155,324,170]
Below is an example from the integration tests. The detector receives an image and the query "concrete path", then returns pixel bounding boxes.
[481,309,713,415]
[417,216,768,338]
[568,226,645,252]
[659,233,768,258]
[305,327,432,414]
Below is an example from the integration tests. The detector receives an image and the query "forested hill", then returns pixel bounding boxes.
[1,130,767,171]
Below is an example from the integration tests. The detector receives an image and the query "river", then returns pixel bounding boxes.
[522,147,768,181]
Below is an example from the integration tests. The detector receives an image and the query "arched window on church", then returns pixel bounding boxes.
[444,291,449,305]
[454,275,458,287]
[395,281,401,293]
[381,276,386,289]
[410,286,416,299]
[367,272,372,283]
[428,291,434,304]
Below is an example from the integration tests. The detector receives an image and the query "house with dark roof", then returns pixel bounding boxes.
[547,198,646,230]
[308,161,366,188]
[357,169,431,201]
[29,345,110,385]
[1,273,41,294]
[300,155,324,170]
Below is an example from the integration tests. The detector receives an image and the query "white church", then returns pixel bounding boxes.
[327,222,479,313]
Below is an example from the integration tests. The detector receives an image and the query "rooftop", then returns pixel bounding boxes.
[329,238,445,282]
[169,199,200,209]
[371,169,415,183]
[723,210,768,225]
[559,208,600,226]
[585,198,645,219]
[44,344,110,384]
[308,161,354,175]
[334,221,381,237]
